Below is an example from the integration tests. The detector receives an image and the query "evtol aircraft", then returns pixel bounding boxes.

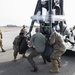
[27,0,75,57]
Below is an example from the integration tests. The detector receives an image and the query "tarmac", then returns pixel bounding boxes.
[0,30,75,75]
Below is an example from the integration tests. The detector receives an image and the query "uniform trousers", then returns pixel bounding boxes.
[27,48,42,68]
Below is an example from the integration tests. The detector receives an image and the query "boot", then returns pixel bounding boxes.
[30,66,38,72]
[42,55,46,64]
[13,55,17,62]
[49,68,59,73]
[1,47,6,52]
[13,59,16,62]
[22,54,27,58]
[49,60,60,73]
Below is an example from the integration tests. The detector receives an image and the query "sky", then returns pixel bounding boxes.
[64,0,75,28]
[0,0,75,27]
[0,0,37,26]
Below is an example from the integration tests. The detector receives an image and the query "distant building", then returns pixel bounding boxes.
[6,25,17,27]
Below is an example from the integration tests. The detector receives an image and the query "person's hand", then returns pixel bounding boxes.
[27,41,32,47]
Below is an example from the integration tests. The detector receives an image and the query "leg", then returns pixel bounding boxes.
[49,50,60,73]
[27,49,41,72]
[57,51,65,68]
[22,53,27,58]
[57,57,61,68]
[49,59,59,73]
[41,55,46,64]
[0,40,5,52]
[1,47,6,52]
[49,50,65,73]
[13,47,18,62]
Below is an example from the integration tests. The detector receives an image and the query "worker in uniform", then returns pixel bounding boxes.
[20,25,27,36]
[0,29,6,52]
[49,28,66,73]
[13,32,27,62]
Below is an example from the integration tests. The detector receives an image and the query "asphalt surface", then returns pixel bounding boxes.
[0,30,75,75]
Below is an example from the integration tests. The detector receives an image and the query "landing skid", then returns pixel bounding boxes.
[63,42,75,56]
[65,42,75,51]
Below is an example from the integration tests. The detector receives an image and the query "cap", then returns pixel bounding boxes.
[23,25,25,28]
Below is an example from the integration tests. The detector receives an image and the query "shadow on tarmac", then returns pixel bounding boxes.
[63,50,75,57]
[0,50,75,75]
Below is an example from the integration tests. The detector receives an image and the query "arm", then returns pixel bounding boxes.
[13,38,16,45]
[13,37,19,46]
[27,35,34,47]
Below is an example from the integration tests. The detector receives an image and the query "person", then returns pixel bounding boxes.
[64,28,75,46]
[20,25,27,36]
[49,28,66,73]
[13,32,27,62]
[0,29,5,52]
[73,25,75,30]
[27,28,46,72]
